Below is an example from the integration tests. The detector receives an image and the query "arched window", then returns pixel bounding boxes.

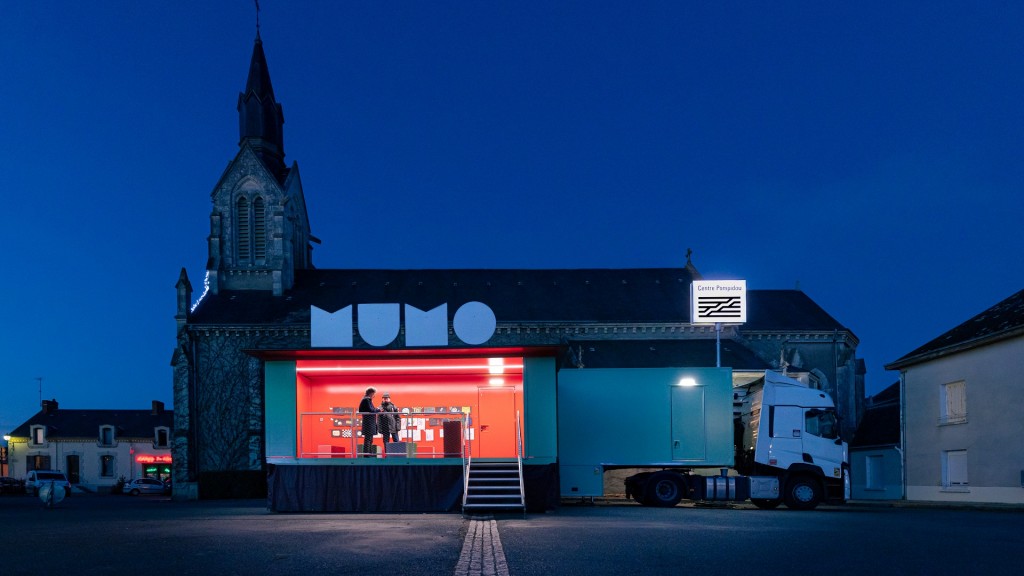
[236,196,251,262]
[236,195,267,264]
[254,196,266,260]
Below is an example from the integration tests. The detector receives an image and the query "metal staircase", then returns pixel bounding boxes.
[462,459,525,513]
[462,411,525,514]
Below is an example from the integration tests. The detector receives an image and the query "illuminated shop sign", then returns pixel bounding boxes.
[690,280,747,324]
[135,455,173,464]
[312,302,496,348]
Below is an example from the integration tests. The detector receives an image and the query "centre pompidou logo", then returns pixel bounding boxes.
[697,296,743,320]
[691,280,747,324]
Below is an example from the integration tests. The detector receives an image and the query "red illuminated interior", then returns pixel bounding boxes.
[295,353,525,459]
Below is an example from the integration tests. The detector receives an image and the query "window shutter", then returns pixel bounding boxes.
[254,196,266,260]
[237,196,250,261]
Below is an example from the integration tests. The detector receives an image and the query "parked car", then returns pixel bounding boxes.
[24,470,72,497]
[0,476,25,495]
[123,477,166,496]
[163,477,172,495]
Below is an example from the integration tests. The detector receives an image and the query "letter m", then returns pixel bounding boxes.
[311,305,353,347]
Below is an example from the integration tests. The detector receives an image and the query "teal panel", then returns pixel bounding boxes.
[560,465,605,497]
[558,367,733,475]
[523,356,557,463]
[265,360,297,460]
[671,386,706,460]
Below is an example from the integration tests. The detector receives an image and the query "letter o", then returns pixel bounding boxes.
[453,301,496,345]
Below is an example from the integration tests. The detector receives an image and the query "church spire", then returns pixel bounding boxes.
[237,33,286,181]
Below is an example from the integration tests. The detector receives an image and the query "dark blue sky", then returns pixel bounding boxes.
[2,2,1022,433]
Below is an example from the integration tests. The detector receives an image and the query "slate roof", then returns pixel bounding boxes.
[190,268,851,335]
[743,289,849,332]
[9,407,173,439]
[850,381,900,448]
[561,339,772,370]
[886,288,1024,369]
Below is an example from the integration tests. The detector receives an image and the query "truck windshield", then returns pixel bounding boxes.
[804,409,840,440]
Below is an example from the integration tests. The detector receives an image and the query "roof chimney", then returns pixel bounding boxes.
[152,400,165,415]
[41,399,58,414]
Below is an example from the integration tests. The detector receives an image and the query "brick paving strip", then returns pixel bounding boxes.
[454,519,510,576]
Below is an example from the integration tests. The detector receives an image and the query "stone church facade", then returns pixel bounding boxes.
[171,35,863,499]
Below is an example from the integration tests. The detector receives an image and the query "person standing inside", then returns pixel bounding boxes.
[358,387,380,457]
[379,393,401,449]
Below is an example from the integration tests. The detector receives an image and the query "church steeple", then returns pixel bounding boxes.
[238,35,286,181]
[203,29,314,297]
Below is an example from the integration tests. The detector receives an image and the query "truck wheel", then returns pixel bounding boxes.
[750,498,781,510]
[644,473,684,507]
[783,476,821,510]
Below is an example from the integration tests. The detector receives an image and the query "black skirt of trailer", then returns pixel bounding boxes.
[267,463,560,513]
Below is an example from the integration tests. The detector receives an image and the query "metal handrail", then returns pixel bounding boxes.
[515,410,525,506]
[462,414,472,507]
[296,411,465,459]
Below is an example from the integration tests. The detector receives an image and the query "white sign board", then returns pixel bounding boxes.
[690,280,747,324]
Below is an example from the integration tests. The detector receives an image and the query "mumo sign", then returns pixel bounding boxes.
[311,302,497,348]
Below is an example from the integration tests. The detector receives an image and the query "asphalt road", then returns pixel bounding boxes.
[2,493,1021,576]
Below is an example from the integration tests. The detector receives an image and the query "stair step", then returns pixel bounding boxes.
[463,458,525,512]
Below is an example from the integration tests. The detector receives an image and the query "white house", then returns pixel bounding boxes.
[6,399,173,494]
[886,288,1024,504]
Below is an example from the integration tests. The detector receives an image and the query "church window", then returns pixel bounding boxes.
[236,196,251,262]
[236,195,267,264]
[254,196,266,260]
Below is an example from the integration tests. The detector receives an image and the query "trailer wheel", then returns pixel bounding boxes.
[783,476,821,510]
[644,473,684,507]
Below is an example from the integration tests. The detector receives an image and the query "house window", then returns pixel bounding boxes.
[99,425,115,446]
[154,427,170,448]
[865,454,884,490]
[30,425,46,446]
[940,381,967,424]
[27,455,51,471]
[942,449,969,491]
[100,455,115,478]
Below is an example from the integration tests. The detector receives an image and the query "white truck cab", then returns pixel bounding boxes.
[735,371,848,509]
